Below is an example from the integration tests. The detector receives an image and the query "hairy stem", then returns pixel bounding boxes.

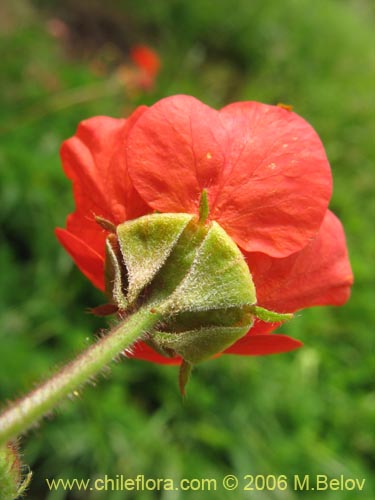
[0,308,161,445]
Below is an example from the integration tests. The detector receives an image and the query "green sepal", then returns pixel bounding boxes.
[152,321,253,364]
[105,234,128,310]
[165,306,252,332]
[160,221,256,314]
[117,213,193,304]
[145,218,208,304]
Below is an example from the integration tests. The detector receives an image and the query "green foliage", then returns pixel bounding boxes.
[0,0,373,498]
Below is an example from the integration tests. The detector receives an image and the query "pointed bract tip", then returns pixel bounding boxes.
[95,216,116,233]
[198,189,210,224]
[179,360,193,397]
[277,103,293,112]
[89,304,119,316]
[250,305,293,323]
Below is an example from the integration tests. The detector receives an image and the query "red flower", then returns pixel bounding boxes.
[56,95,353,364]
[129,45,161,90]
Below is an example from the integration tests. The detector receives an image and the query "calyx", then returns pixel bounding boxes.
[99,202,292,393]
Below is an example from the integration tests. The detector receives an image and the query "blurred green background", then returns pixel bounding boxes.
[0,0,374,499]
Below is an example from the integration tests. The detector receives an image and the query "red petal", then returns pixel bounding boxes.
[58,107,151,285]
[247,318,282,335]
[55,228,105,290]
[127,95,225,214]
[127,341,182,365]
[127,95,332,257]
[225,333,303,355]
[246,210,354,313]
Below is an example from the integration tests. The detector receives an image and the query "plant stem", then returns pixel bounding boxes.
[0,307,161,445]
